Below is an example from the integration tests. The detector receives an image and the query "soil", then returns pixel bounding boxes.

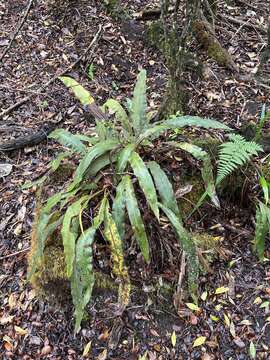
[0,1,270,359]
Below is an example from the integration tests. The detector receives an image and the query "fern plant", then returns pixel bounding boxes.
[253,176,270,261]
[28,70,230,332]
[217,134,263,184]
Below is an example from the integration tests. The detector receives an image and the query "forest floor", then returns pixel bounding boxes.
[0,0,270,359]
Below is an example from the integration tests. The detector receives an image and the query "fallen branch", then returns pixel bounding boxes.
[0,122,59,151]
[0,0,34,62]
[223,15,267,34]
[0,25,103,120]
[0,247,30,261]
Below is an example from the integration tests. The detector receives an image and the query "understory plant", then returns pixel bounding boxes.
[28,69,232,331]
[253,170,270,260]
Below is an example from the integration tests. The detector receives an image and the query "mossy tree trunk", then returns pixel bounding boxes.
[158,0,200,117]
[158,0,236,118]
[256,22,270,83]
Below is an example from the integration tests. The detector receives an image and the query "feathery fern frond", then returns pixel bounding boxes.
[217,134,263,184]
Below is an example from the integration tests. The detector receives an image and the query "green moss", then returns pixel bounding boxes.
[48,163,74,185]
[30,245,70,303]
[146,21,164,50]
[193,232,222,273]
[261,162,270,181]
[193,20,234,70]
[193,232,221,251]
[177,176,205,218]
[208,42,232,67]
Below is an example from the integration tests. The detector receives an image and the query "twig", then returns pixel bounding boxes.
[0,25,103,120]
[0,247,30,261]
[223,15,267,34]
[0,0,34,63]
[234,0,257,11]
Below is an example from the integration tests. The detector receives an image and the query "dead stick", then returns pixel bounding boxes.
[0,25,103,119]
[0,0,34,62]
[0,247,30,261]
[223,15,267,34]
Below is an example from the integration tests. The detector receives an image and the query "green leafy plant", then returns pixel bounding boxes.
[253,176,270,261]
[216,134,263,184]
[28,69,231,331]
[255,104,270,142]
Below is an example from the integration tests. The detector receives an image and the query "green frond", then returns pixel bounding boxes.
[217,134,263,184]
[112,178,127,239]
[68,140,118,191]
[159,203,199,298]
[130,69,147,135]
[129,152,159,220]
[148,161,180,217]
[59,76,94,106]
[104,204,130,309]
[168,141,219,208]
[49,151,72,172]
[124,175,150,263]
[254,201,270,261]
[103,98,133,135]
[71,227,96,332]
[49,129,87,154]
[61,196,90,277]
[161,115,231,131]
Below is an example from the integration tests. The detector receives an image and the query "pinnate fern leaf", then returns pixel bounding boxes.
[217,134,263,184]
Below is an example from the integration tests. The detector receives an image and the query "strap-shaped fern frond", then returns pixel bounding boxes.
[253,201,270,261]
[217,134,263,184]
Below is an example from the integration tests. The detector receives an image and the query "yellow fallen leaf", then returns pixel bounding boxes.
[82,341,92,357]
[224,314,230,327]
[254,297,262,305]
[240,320,252,326]
[193,336,206,347]
[14,325,28,336]
[171,331,177,347]
[210,315,219,322]
[97,349,107,360]
[0,315,14,325]
[3,335,13,345]
[8,294,17,309]
[186,303,200,311]
[215,287,229,295]
[201,291,208,301]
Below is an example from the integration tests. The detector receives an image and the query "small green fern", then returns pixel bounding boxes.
[217,134,263,184]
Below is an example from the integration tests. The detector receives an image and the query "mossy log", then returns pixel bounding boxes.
[193,19,237,72]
